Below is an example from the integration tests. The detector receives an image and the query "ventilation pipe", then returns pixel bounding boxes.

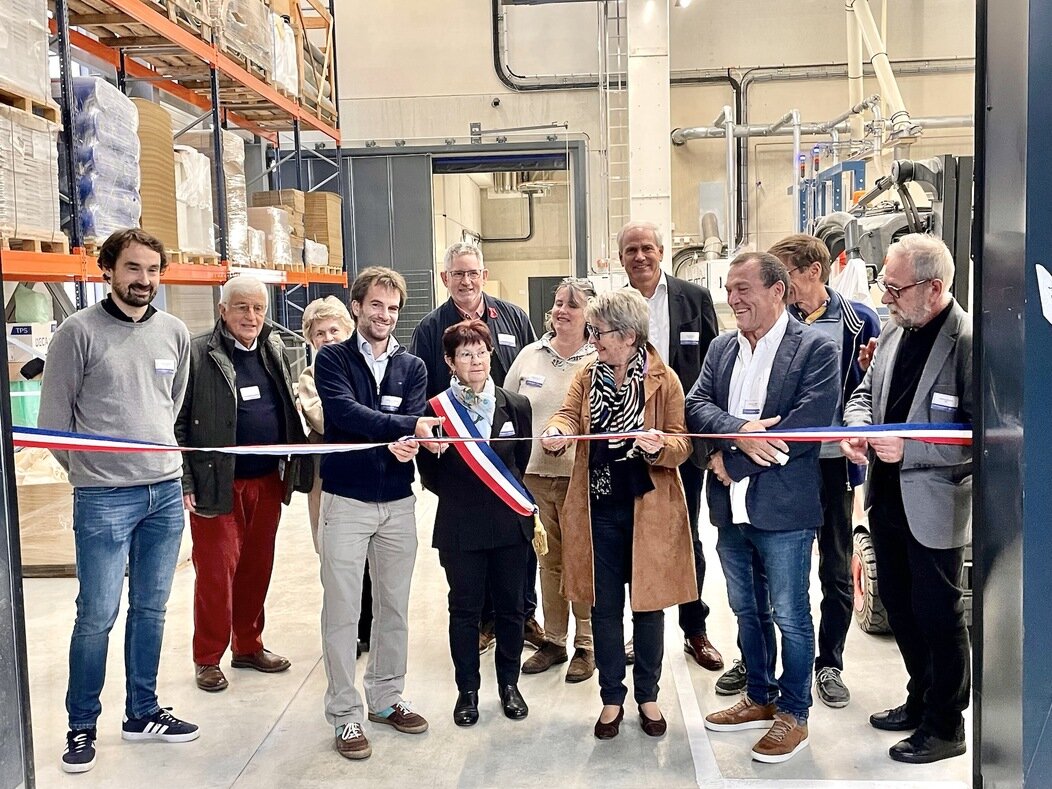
[700,211,722,260]
[845,8,865,140]
[715,105,737,245]
[846,0,912,133]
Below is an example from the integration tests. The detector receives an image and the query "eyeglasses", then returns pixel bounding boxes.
[448,269,483,282]
[455,350,490,362]
[876,276,932,300]
[585,323,620,340]
[229,302,267,316]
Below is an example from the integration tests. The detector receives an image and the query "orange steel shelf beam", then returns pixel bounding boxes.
[0,251,88,282]
[287,269,347,287]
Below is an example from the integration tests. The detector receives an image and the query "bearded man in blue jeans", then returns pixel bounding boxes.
[38,229,199,774]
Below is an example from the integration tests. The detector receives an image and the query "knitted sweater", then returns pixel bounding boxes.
[505,333,596,477]
[38,302,191,487]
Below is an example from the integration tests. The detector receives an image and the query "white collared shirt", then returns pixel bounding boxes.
[358,331,399,389]
[728,309,790,524]
[638,271,670,363]
[234,337,258,352]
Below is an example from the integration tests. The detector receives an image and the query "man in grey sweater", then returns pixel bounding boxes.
[38,229,198,775]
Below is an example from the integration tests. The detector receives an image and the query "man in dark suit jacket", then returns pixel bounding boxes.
[686,251,839,764]
[618,221,723,671]
[842,234,972,765]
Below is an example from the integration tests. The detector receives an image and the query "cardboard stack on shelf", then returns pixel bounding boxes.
[247,206,293,269]
[250,189,305,270]
[132,98,179,254]
[212,0,274,79]
[304,191,343,273]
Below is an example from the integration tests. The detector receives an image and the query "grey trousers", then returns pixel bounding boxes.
[319,492,417,728]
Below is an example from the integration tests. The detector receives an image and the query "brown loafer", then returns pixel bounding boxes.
[195,663,228,692]
[684,634,725,671]
[594,706,624,740]
[638,705,667,737]
[231,649,291,673]
[565,648,595,683]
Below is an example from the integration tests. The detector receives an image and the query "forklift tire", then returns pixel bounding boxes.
[851,527,891,634]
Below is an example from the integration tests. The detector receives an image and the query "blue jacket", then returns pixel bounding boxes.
[315,338,427,502]
[788,287,881,487]
[685,317,840,532]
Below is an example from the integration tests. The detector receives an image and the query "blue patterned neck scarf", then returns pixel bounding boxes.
[451,376,497,435]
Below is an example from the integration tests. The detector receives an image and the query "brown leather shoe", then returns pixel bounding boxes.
[367,701,429,734]
[565,648,595,683]
[523,616,546,650]
[522,642,568,674]
[624,639,635,665]
[231,649,291,673]
[684,634,724,671]
[478,621,495,654]
[638,704,667,737]
[334,723,371,760]
[594,706,624,740]
[195,664,228,692]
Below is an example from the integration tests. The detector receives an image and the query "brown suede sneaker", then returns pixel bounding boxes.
[522,642,568,674]
[751,712,809,763]
[367,702,429,734]
[335,723,371,760]
[704,695,777,731]
[565,648,595,683]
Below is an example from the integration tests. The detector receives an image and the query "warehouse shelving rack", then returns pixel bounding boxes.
[0,0,347,324]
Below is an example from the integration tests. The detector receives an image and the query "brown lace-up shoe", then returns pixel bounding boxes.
[523,617,546,650]
[231,649,291,673]
[751,712,809,763]
[367,702,428,734]
[704,695,777,731]
[565,648,595,683]
[195,664,228,692]
[522,642,568,674]
[684,635,725,671]
[334,723,371,760]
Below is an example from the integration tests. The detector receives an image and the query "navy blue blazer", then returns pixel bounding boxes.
[685,317,840,532]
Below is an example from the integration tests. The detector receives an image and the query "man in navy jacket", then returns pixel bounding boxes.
[686,252,839,764]
[314,267,441,761]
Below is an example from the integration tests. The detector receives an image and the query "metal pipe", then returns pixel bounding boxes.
[791,110,802,232]
[846,7,865,139]
[673,120,849,143]
[818,93,881,132]
[765,110,796,134]
[847,0,912,131]
[912,115,975,129]
[721,105,736,245]
[174,110,213,140]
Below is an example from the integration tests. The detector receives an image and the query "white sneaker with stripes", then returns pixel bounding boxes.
[122,707,200,742]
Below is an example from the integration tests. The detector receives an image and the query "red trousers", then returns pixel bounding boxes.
[191,471,284,665]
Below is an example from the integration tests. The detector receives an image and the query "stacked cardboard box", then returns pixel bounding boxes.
[304,191,343,271]
[132,98,179,252]
[250,189,304,237]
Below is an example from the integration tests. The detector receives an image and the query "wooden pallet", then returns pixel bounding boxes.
[1,235,70,254]
[66,0,212,46]
[168,250,220,266]
[0,85,61,124]
[221,47,270,83]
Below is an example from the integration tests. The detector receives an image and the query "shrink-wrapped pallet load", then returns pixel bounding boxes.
[0,105,62,243]
[271,12,299,96]
[304,239,328,269]
[0,0,52,104]
[248,206,292,267]
[174,145,215,255]
[132,98,179,252]
[248,226,266,267]
[212,0,273,76]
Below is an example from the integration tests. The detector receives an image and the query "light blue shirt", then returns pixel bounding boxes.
[358,331,399,389]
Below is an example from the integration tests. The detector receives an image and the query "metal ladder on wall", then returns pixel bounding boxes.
[598,0,630,267]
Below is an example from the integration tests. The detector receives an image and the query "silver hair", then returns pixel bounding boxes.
[616,221,664,253]
[586,289,649,349]
[220,275,268,306]
[443,242,485,271]
[887,233,956,284]
[302,295,353,338]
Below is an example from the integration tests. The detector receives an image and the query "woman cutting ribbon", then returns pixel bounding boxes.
[417,319,542,728]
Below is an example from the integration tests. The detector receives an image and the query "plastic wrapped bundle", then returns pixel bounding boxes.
[304,239,328,268]
[0,104,62,242]
[213,0,273,75]
[222,131,249,265]
[0,0,52,104]
[71,77,141,243]
[248,206,291,267]
[247,226,266,266]
[174,145,215,255]
[271,13,298,96]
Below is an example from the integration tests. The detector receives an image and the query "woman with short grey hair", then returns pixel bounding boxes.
[585,289,650,349]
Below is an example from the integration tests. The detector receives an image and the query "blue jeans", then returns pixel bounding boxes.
[715,523,815,720]
[67,480,185,729]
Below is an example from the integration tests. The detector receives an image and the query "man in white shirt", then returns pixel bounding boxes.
[685,252,839,763]
[618,221,724,671]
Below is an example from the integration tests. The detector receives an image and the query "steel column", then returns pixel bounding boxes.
[54,0,86,309]
[208,67,228,262]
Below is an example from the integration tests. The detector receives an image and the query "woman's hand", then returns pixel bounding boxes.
[388,438,419,463]
[541,428,569,452]
[633,428,665,456]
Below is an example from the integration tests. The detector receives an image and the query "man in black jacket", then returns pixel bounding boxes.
[618,220,724,671]
[176,276,312,694]
[314,267,442,761]
[410,242,542,651]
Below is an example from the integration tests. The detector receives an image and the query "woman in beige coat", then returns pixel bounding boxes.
[542,289,697,741]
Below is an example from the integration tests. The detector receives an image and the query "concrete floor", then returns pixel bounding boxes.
[23,486,971,788]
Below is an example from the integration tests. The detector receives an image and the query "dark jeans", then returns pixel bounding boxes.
[716,523,815,720]
[677,460,711,638]
[869,489,970,740]
[440,540,530,691]
[591,501,664,706]
[815,458,854,672]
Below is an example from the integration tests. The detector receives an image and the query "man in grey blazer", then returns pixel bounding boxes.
[686,251,839,763]
[842,233,972,765]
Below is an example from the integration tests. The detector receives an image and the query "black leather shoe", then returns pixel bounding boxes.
[498,684,529,720]
[870,702,923,732]
[453,691,479,727]
[889,730,966,764]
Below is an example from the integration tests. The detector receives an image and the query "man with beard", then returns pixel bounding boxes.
[39,229,197,774]
[842,234,972,764]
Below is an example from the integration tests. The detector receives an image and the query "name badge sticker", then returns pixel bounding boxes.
[525,374,545,388]
[154,358,176,374]
[380,395,403,412]
[931,392,959,412]
[240,385,261,401]
[681,331,700,345]
[743,399,761,416]
[499,420,515,437]
[498,333,517,348]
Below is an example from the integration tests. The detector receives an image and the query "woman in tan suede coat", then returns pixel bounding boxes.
[542,289,697,741]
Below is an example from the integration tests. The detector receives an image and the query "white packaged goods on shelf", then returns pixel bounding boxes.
[222,131,249,265]
[248,226,266,265]
[304,238,328,267]
[174,145,215,255]
[270,13,298,96]
[0,105,62,242]
[71,77,141,243]
[213,0,273,75]
[0,0,52,104]
[248,206,291,266]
